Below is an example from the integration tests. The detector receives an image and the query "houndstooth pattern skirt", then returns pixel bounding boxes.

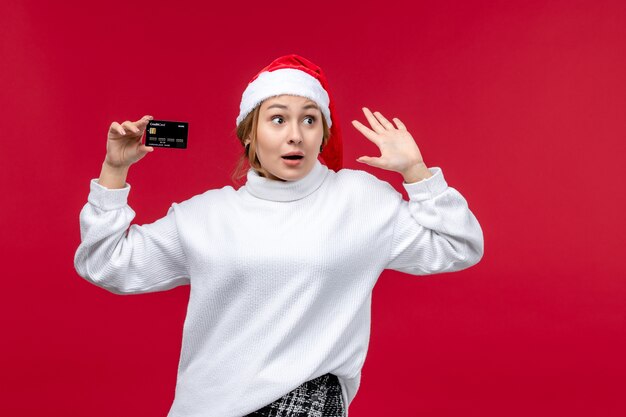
[243,373,346,417]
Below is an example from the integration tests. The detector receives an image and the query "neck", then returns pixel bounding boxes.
[244,160,329,202]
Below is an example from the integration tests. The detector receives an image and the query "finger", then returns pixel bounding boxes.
[138,144,154,153]
[356,155,384,168]
[110,121,126,136]
[135,115,153,126]
[393,117,407,131]
[351,120,380,145]
[373,111,395,130]
[121,120,141,134]
[362,107,386,133]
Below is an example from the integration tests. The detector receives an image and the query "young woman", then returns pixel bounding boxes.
[74,54,484,417]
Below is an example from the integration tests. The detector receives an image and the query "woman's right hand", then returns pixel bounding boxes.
[104,115,154,168]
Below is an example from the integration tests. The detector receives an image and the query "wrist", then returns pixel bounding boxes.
[103,158,130,171]
[99,160,130,189]
[401,163,432,184]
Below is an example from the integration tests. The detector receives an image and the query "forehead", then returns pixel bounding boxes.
[261,94,319,110]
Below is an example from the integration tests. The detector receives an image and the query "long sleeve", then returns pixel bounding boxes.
[74,179,190,295]
[385,167,484,275]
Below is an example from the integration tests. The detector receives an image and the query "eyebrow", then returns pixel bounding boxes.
[266,103,320,111]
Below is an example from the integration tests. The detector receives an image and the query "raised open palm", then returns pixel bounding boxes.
[352,107,431,182]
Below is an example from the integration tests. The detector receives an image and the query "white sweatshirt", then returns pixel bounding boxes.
[74,160,484,417]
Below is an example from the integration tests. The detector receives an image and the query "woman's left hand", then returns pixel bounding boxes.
[352,107,432,182]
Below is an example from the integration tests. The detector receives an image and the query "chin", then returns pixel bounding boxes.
[269,169,306,182]
[264,159,316,181]
[278,173,304,182]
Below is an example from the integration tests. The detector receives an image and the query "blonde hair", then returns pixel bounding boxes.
[231,100,331,185]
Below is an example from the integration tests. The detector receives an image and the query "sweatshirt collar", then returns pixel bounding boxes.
[245,160,329,202]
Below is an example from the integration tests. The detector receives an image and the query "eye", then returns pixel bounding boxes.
[304,116,316,125]
[271,115,284,125]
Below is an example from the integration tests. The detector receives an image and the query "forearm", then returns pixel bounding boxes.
[98,161,130,189]
[74,180,190,295]
[401,163,433,184]
[388,167,485,274]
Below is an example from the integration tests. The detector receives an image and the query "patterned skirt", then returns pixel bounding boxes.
[244,373,345,417]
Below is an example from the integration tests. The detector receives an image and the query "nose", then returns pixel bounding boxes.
[288,123,303,144]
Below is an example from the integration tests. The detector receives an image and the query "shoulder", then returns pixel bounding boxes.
[328,167,403,200]
[171,184,238,213]
[331,167,377,184]
[329,168,403,208]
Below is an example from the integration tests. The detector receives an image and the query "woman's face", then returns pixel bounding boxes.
[250,94,324,182]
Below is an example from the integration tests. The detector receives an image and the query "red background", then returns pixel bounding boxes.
[1,0,624,416]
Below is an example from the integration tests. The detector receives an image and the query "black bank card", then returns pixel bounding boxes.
[146,120,188,149]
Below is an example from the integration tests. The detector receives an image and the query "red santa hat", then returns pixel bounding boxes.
[236,54,343,171]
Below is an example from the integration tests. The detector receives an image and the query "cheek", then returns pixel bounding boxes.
[309,129,324,148]
[255,130,278,158]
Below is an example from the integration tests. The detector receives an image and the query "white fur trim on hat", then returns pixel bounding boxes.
[236,68,332,128]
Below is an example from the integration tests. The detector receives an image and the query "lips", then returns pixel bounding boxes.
[281,152,304,160]
[281,152,304,167]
